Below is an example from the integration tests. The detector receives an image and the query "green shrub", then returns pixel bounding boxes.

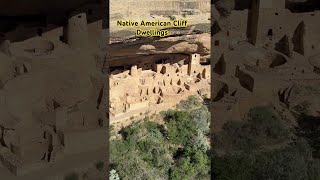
[213,140,320,180]
[170,147,210,179]
[212,105,320,180]
[194,130,210,152]
[177,95,202,110]
[164,110,197,146]
[297,114,320,158]
[215,106,290,151]
[111,108,210,179]
[191,106,210,134]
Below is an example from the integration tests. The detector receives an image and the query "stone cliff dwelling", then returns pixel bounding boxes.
[211,0,320,131]
[0,1,107,178]
[110,52,210,123]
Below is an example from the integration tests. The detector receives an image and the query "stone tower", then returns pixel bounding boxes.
[64,13,89,49]
[188,53,200,75]
[130,65,138,77]
[247,0,286,46]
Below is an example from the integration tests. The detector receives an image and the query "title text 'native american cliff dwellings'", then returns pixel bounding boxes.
[110,0,211,39]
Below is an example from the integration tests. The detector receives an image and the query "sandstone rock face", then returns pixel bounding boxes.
[196,33,211,52]
[165,42,198,54]
[215,0,235,17]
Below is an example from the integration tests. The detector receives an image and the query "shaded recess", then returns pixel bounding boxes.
[269,54,287,68]
[286,0,320,13]
[213,54,226,75]
[0,0,105,42]
[292,21,306,55]
[235,66,254,92]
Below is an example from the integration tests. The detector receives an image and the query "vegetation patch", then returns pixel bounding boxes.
[212,106,320,180]
[110,96,210,179]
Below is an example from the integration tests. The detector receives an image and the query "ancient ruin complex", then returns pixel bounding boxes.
[110,53,210,123]
[212,0,320,131]
[0,1,107,179]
